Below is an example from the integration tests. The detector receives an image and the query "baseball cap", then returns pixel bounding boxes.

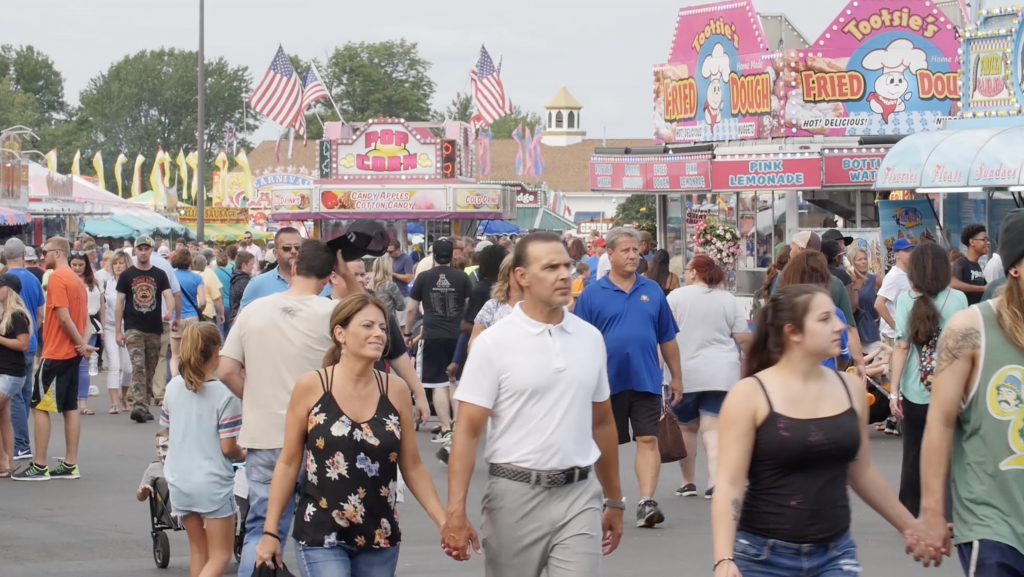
[24,246,38,261]
[0,273,23,294]
[791,231,821,250]
[135,236,156,248]
[593,238,607,248]
[821,240,844,262]
[157,246,171,257]
[3,238,25,259]
[433,239,454,263]
[822,229,854,246]
[475,240,494,251]
[639,231,655,244]
[326,220,392,262]
[892,238,914,252]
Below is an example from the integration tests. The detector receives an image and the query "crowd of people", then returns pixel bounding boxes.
[0,215,1021,577]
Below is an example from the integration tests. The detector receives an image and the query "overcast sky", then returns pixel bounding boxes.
[12,0,846,144]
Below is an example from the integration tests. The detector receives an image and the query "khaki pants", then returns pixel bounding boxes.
[481,475,602,577]
[152,322,171,403]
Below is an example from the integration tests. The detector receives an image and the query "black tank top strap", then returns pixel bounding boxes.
[751,375,773,412]
[374,370,387,397]
[316,368,333,394]
[834,371,854,409]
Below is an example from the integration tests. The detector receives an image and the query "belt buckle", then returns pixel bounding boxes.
[537,471,552,488]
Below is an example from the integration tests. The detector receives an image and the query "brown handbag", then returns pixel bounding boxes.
[658,390,688,463]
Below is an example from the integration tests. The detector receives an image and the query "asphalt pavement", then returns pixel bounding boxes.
[1,394,962,577]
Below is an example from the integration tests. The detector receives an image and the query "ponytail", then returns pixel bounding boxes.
[908,293,941,347]
[745,284,828,377]
[906,243,951,347]
[322,343,342,368]
[179,322,222,393]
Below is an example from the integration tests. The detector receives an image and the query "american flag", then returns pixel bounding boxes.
[248,46,304,133]
[470,46,512,128]
[301,67,329,111]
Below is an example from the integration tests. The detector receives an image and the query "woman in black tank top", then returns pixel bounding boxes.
[711,285,932,577]
[254,294,447,576]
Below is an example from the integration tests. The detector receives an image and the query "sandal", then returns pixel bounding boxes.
[80,408,95,415]
[109,405,119,415]
[0,468,15,478]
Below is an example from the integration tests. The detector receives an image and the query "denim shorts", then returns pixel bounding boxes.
[0,373,23,398]
[671,391,727,425]
[297,543,400,577]
[733,530,860,577]
[172,495,237,520]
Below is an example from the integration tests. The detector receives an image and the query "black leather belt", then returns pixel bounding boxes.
[489,464,591,487]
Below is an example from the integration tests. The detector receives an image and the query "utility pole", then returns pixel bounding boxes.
[196,0,206,242]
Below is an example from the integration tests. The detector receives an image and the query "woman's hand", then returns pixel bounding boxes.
[714,559,742,577]
[254,534,282,569]
[889,394,904,420]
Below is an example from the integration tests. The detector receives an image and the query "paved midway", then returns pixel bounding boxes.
[2,393,961,577]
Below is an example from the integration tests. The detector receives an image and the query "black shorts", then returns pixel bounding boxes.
[611,391,662,444]
[30,357,81,413]
[418,338,458,387]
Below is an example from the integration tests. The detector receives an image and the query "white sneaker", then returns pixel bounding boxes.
[88,385,100,396]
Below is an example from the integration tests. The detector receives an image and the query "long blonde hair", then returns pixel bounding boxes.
[323,293,389,367]
[107,250,132,281]
[370,256,393,292]
[0,287,31,336]
[997,277,1024,352]
[491,254,514,303]
[179,323,222,393]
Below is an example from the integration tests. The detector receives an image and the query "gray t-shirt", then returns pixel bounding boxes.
[160,377,242,514]
[664,285,749,392]
[139,461,164,491]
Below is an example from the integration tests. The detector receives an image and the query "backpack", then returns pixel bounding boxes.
[917,290,950,392]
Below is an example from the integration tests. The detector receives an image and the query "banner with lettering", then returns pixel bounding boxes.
[776,0,960,137]
[654,0,773,143]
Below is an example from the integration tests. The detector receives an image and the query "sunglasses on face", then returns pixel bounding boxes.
[278,244,300,253]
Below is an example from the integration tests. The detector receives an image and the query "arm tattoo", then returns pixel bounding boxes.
[731,498,741,522]
[936,326,981,373]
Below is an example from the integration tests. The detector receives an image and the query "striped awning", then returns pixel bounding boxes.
[0,206,30,226]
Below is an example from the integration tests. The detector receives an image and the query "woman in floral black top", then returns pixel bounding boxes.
[256,293,447,577]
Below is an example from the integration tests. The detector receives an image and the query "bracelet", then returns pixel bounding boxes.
[713,557,734,571]
[262,531,281,542]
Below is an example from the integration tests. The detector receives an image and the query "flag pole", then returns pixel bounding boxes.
[311,64,345,124]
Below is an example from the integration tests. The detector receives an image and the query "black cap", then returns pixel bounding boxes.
[433,239,454,264]
[0,273,22,294]
[325,220,392,262]
[821,240,844,264]
[822,229,853,246]
[998,209,1024,274]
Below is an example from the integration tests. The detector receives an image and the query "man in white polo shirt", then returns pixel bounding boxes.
[442,231,624,575]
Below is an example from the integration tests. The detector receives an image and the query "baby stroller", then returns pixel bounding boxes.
[147,463,250,569]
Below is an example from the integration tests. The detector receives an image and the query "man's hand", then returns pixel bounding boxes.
[441,510,481,561]
[171,319,180,332]
[75,343,98,357]
[446,362,459,380]
[911,510,952,567]
[162,310,172,322]
[601,507,623,555]
[666,376,683,407]
[116,330,125,348]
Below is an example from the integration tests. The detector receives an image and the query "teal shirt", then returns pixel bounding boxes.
[895,287,969,404]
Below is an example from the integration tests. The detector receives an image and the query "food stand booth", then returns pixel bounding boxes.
[591,0,963,298]
[274,118,516,246]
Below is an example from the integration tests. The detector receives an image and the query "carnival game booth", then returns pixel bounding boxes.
[591,0,963,295]
[281,118,515,245]
[177,206,272,243]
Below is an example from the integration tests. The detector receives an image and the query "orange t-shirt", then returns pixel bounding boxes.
[42,267,88,361]
[571,278,586,296]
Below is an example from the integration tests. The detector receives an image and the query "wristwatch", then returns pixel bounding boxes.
[603,499,626,510]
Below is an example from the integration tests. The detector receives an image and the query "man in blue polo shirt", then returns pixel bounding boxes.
[239,227,302,309]
[574,227,683,529]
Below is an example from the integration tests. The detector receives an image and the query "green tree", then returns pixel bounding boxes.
[0,76,43,132]
[431,92,474,124]
[0,45,67,124]
[613,194,657,228]
[488,105,544,139]
[71,48,255,194]
[318,39,435,125]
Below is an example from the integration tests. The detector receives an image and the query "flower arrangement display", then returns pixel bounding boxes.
[691,218,743,265]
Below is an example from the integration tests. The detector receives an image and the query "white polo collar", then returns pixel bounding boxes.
[512,302,574,336]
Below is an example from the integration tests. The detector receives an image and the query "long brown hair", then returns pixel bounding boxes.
[323,293,389,367]
[746,284,830,377]
[179,322,222,392]
[763,246,791,293]
[778,251,831,289]
[997,276,1024,352]
[906,243,950,346]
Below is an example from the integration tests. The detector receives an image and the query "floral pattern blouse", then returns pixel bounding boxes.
[292,370,402,549]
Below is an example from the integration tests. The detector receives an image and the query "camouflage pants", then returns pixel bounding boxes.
[124,329,161,412]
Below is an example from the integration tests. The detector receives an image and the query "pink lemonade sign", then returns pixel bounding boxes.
[654,0,774,143]
[778,0,960,137]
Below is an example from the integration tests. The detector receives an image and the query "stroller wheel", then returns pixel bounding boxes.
[234,534,243,562]
[153,531,170,569]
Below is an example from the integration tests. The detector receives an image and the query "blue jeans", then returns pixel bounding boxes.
[958,539,1024,577]
[78,335,98,400]
[297,544,400,577]
[239,448,297,577]
[11,351,34,454]
[733,531,860,576]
